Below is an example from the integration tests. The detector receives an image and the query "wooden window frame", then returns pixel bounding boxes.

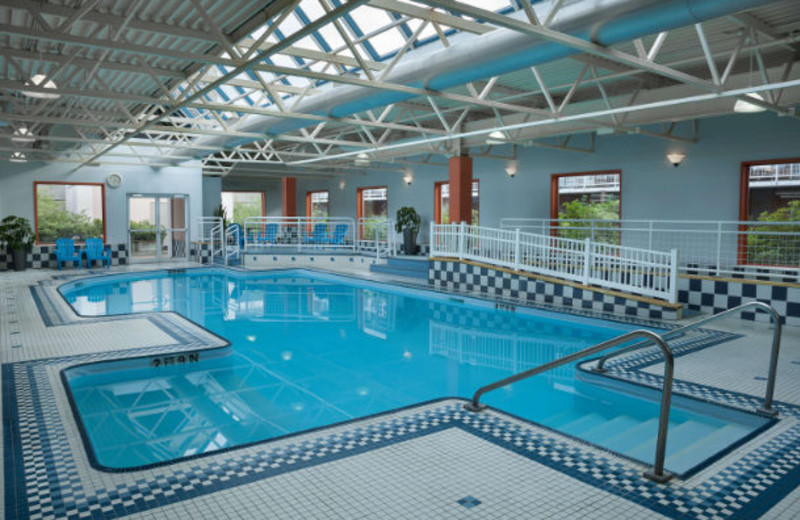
[305,190,330,218]
[356,186,388,239]
[434,180,480,225]
[33,181,107,245]
[738,157,800,266]
[549,170,622,220]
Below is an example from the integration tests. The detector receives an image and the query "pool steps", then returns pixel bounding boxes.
[370,257,428,279]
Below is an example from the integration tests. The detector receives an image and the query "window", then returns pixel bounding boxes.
[740,159,800,266]
[221,191,265,227]
[34,182,106,244]
[550,171,621,243]
[357,186,388,240]
[306,190,329,218]
[434,180,480,225]
[357,187,388,220]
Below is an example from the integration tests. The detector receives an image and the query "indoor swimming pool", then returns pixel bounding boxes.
[59,268,770,475]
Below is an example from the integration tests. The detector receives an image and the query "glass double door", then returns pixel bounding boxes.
[128,194,189,263]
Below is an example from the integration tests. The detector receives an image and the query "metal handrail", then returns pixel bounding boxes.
[463,329,676,483]
[593,301,782,416]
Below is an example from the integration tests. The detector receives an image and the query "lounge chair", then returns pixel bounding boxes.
[263,223,279,245]
[85,238,111,269]
[55,238,82,270]
[327,224,348,245]
[305,223,328,245]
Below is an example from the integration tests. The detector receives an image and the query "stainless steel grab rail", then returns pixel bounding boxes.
[463,330,676,483]
[593,301,782,416]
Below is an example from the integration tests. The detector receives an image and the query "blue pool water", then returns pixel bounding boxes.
[61,269,769,473]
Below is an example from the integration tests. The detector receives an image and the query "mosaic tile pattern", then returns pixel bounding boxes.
[0,244,128,271]
[4,266,800,520]
[190,242,213,265]
[429,259,680,321]
[678,276,800,327]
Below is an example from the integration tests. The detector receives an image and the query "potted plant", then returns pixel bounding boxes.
[0,216,35,271]
[212,203,228,228]
[395,207,421,255]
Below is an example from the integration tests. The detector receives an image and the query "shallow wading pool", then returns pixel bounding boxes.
[59,268,771,474]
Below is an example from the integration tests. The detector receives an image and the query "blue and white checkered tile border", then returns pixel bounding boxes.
[429,259,681,321]
[4,269,799,520]
[678,276,800,327]
[0,244,128,271]
[190,242,213,264]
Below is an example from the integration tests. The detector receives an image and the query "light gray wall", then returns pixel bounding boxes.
[202,176,222,217]
[281,112,800,242]
[0,161,203,244]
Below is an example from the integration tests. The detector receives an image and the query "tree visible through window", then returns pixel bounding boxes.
[435,181,479,225]
[35,182,105,244]
[551,171,620,243]
[357,187,388,240]
[741,159,800,266]
[221,191,265,227]
[307,191,329,218]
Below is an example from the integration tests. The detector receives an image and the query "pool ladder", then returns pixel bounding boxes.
[463,301,783,484]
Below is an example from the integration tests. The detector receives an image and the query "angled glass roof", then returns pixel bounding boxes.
[178,0,523,122]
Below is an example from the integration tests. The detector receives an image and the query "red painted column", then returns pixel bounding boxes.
[282,177,297,217]
[449,156,472,225]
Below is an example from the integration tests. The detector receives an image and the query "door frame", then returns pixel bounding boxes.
[127,193,190,263]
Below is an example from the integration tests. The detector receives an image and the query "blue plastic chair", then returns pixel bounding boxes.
[305,223,328,244]
[263,223,278,245]
[84,238,111,269]
[327,224,348,245]
[55,238,82,270]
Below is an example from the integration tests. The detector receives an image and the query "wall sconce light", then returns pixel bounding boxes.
[338,180,346,190]
[505,159,518,177]
[403,171,413,185]
[666,152,686,167]
[12,127,36,143]
[9,151,27,163]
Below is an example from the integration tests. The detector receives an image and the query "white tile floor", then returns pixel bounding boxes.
[3,264,800,520]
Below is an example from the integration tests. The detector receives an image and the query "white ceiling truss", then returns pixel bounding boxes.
[0,0,797,176]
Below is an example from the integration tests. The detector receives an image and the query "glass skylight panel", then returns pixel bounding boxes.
[298,0,326,22]
[369,28,408,57]
[316,23,346,51]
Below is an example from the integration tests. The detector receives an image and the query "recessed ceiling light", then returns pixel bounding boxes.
[22,74,60,99]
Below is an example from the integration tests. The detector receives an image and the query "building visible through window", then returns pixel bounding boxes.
[307,191,329,218]
[435,181,479,225]
[741,160,800,266]
[35,182,105,244]
[551,171,621,243]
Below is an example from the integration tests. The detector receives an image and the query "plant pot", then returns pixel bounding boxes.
[12,247,27,271]
[403,228,418,255]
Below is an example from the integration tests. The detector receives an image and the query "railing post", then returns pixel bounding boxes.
[458,221,466,260]
[715,222,723,276]
[430,221,435,256]
[669,248,679,304]
[582,237,592,285]
[648,221,654,250]
[514,228,521,271]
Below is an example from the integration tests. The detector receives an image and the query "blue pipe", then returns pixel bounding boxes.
[221,0,781,149]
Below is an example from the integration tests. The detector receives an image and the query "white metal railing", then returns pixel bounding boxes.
[500,218,800,281]
[209,222,225,262]
[195,216,222,243]
[224,224,240,265]
[431,222,678,303]
[356,218,396,259]
[243,216,357,253]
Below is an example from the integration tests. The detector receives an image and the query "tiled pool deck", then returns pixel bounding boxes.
[3,265,800,519]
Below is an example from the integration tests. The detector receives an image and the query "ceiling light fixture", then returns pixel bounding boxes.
[666,152,686,167]
[486,130,507,145]
[11,127,36,143]
[733,92,767,113]
[9,152,27,163]
[22,74,61,99]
